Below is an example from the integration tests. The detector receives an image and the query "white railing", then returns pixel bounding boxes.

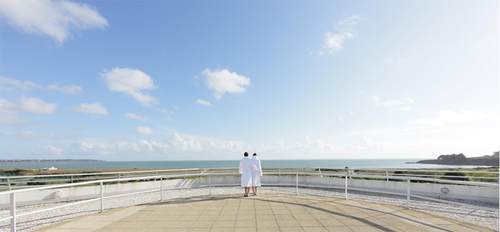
[1,170,498,232]
[1,167,498,190]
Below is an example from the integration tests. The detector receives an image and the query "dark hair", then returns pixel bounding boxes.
[253,153,257,156]
[244,152,249,156]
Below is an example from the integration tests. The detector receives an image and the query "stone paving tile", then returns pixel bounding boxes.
[302,227,329,232]
[279,227,305,232]
[256,220,279,228]
[325,227,354,232]
[235,220,257,228]
[297,219,322,227]
[32,193,495,232]
[213,220,236,227]
[256,228,280,232]
[234,228,257,232]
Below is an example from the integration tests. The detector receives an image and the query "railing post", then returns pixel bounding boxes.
[386,171,389,181]
[100,182,104,213]
[71,175,73,184]
[345,174,348,200]
[160,176,163,201]
[208,174,212,196]
[296,174,299,195]
[406,178,410,209]
[319,168,322,178]
[118,173,121,185]
[184,170,187,179]
[7,178,11,191]
[10,193,15,232]
[278,169,281,177]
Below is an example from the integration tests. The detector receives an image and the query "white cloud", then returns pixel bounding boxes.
[18,97,58,114]
[196,99,213,106]
[168,133,202,152]
[44,145,61,154]
[0,97,58,124]
[101,67,159,107]
[0,76,39,90]
[399,107,411,111]
[201,69,251,99]
[321,15,361,54]
[372,96,414,107]
[0,76,83,94]
[336,15,361,27]
[124,113,149,122]
[323,31,354,53]
[79,141,94,151]
[0,0,108,44]
[135,126,154,135]
[174,106,180,110]
[69,102,108,115]
[160,108,173,114]
[0,99,30,125]
[165,116,172,120]
[412,110,485,126]
[45,84,83,94]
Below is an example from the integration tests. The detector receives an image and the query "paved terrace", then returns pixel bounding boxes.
[36,193,493,232]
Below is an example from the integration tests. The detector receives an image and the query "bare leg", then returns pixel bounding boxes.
[254,187,258,195]
[244,187,250,196]
[252,186,256,195]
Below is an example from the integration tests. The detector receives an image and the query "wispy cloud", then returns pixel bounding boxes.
[101,67,159,107]
[412,110,485,126]
[160,108,174,114]
[44,145,62,154]
[135,126,154,135]
[196,99,213,106]
[201,69,251,99]
[0,76,83,94]
[69,102,108,115]
[0,0,108,44]
[0,97,58,124]
[372,96,414,108]
[124,113,149,122]
[45,84,83,94]
[321,15,361,54]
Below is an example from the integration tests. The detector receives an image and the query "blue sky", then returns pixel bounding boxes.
[0,0,498,161]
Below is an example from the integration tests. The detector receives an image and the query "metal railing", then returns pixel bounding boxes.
[1,167,498,190]
[1,169,498,232]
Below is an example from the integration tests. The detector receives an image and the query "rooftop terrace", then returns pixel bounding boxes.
[35,193,493,232]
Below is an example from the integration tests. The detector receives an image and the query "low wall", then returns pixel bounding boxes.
[1,175,497,207]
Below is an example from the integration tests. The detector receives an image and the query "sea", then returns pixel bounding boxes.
[0,159,490,170]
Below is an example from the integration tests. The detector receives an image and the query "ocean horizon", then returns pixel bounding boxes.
[0,159,492,170]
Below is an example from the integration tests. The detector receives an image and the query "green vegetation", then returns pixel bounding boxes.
[417,151,499,166]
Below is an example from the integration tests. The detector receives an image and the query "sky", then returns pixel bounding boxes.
[0,0,498,161]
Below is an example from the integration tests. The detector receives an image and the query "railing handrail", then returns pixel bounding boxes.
[0,168,204,179]
[1,171,498,196]
[1,167,497,179]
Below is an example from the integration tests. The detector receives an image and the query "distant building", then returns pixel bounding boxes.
[39,166,57,171]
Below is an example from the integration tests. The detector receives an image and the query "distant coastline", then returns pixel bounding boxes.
[0,159,105,164]
[409,152,499,167]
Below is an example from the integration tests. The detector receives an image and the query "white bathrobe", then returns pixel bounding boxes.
[252,156,262,187]
[239,157,258,187]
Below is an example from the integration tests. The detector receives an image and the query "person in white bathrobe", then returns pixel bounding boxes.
[239,152,259,197]
[251,153,262,196]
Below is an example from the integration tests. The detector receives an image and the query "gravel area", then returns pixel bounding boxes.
[0,186,497,231]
